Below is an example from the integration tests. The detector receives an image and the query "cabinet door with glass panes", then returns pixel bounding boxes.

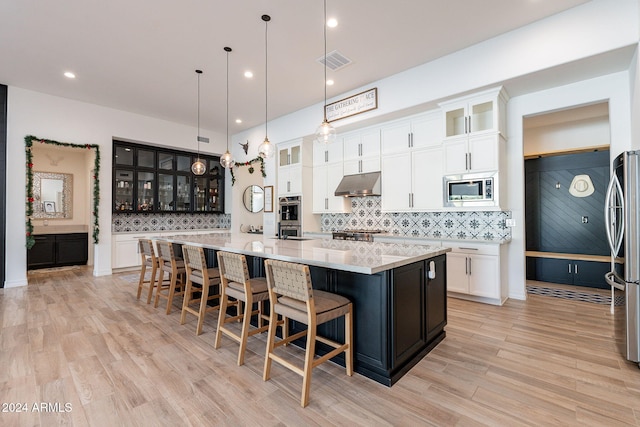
[112,141,224,213]
[192,158,224,212]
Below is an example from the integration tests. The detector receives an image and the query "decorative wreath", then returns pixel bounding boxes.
[25,135,100,249]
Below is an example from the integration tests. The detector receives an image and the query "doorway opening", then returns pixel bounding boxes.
[523,101,613,296]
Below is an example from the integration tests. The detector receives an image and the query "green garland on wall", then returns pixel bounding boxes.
[25,135,101,249]
[229,156,266,185]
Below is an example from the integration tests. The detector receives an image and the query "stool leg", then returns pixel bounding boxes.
[146,263,158,304]
[154,269,165,308]
[237,294,252,366]
[166,273,177,315]
[180,277,193,325]
[136,262,147,300]
[263,309,278,381]
[195,281,209,336]
[214,288,229,349]
[345,305,353,376]
[301,323,317,408]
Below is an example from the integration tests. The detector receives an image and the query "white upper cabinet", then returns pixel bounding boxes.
[439,87,508,175]
[277,138,311,197]
[381,146,443,212]
[312,138,344,167]
[342,127,381,175]
[313,162,351,213]
[439,86,508,140]
[381,111,441,156]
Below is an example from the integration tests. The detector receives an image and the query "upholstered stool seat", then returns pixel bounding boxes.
[181,245,221,336]
[215,251,273,366]
[263,259,353,407]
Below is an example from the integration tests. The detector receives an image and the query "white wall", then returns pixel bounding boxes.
[6,87,225,287]
[523,116,611,157]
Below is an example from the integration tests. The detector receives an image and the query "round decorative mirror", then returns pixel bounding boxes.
[243,185,264,213]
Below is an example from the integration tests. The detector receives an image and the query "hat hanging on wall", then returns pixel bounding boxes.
[569,174,594,197]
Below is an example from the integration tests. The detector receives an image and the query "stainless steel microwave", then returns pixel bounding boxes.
[443,172,496,207]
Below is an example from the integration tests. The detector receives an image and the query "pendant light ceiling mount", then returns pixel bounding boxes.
[220,46,235,169]
[315,0,336,145]
[191,69,207,175]
[258,14,275,159]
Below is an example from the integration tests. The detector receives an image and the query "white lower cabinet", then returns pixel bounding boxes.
[112,233,153,269]
[445,242,504,304]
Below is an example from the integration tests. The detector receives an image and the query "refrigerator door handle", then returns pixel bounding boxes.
[604,171,624,256]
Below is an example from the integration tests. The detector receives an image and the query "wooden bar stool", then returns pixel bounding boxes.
[136,239,159,304]
[263,259,353,408]
[154,240,186,315]
[215,251,271,365]
[181,245,222,336]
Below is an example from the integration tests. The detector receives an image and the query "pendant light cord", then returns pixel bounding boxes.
[323,0,328,122]
[264,15,269,140]
[226,48,230,151]
[196,69,202,158]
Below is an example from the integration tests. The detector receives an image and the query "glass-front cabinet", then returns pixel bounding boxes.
[112,141,224,213]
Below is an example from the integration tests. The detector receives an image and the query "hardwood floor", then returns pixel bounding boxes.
[1,267,639,426]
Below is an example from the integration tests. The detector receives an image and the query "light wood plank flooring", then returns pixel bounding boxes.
[1,267,639,426]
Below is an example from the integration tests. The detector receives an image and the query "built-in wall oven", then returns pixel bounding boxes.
[443,172,496,208]
[278,196,301,237]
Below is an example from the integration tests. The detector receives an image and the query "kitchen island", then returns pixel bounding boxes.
[160,233,450,386]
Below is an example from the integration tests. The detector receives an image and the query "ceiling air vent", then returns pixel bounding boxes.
[317,50,352,71]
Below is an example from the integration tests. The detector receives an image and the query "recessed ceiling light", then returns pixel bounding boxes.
[235,119,242,124]
[64,71,76,79]
[244,71,253,78]
[326,79,334,86]
[327,18,338,28]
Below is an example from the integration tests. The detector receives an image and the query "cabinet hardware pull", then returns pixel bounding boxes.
[408,193,412,207]
[359,160,362,173]
[568,263,572,273]
[468,152,472,170]
[407,133,411,148]
[575,264,578,274]
[325,150,328,163]
[465,153,469,170]
[465,256,469,275]
[458,247,478,251]
[325,198,328,210]
[468,257,472,275]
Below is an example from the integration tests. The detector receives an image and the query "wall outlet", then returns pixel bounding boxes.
[505,218,516,227]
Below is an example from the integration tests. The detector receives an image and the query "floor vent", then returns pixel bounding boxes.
[317,50,352,71]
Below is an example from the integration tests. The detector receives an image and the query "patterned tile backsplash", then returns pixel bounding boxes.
[112,213,231,233]
[321,197,511,242]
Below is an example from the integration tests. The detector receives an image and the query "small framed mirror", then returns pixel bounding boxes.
[243,185,264,213]
[33,172,73,219]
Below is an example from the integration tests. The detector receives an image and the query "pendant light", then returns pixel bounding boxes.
[315,0,336,144]
[191,69,207,175]
[220,47,235,169]
[258,14,275,159]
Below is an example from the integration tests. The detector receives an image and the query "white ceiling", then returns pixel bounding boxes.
[0,0,596,136]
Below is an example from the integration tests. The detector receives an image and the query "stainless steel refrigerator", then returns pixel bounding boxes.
[605,150,640,367]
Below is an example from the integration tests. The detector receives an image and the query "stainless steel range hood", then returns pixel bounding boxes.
[334,171,381,197]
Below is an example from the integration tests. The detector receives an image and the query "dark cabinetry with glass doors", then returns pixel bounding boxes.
[113,141,224,213]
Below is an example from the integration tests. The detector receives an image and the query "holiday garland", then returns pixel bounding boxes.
[229,156,266,185]
[25,135,100,249]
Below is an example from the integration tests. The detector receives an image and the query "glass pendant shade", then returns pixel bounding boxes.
[191,158,206,175]
[258,137,274,159]
[315,119,336,144]
[220,150,235,169]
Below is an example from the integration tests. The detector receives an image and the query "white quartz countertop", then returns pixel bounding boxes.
[159,232,450,275]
